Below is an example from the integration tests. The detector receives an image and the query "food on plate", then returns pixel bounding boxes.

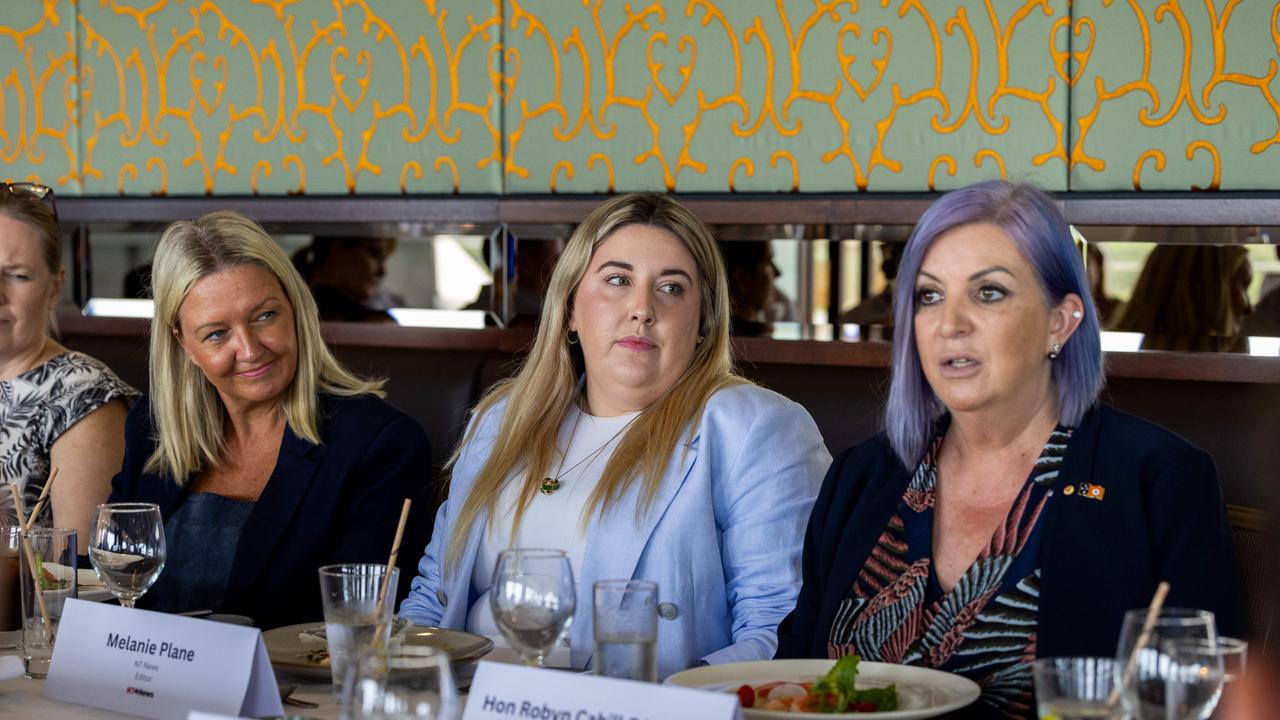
[300,648,331,666]
[735,655,898,713]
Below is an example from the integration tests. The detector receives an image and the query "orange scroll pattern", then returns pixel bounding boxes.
[1070,0,1280,190]
[501,0,1071,192]
[6,1,1279,194]
[6,0,503,195]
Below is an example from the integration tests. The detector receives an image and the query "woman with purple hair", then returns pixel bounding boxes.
[776,181,1242,717]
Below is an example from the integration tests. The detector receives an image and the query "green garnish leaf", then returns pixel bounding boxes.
[813,654,861,711]
[810,655,899,712]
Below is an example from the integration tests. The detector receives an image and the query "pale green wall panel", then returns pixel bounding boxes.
[0,0,80,192]
[501,1,1069,194]
[77,0,501,196]
[1070,0,1280,190]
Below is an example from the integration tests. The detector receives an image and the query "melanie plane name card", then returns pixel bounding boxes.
[44,599,283,720]
[462,661,741,720]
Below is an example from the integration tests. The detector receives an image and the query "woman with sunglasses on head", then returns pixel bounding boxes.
[0,183,139,537]
[775,181,1243,717]
[400,193,830,679]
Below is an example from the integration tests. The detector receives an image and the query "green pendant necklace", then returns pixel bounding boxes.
[540,408,642,495]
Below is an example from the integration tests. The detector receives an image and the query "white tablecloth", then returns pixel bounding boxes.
[0,667,340,719]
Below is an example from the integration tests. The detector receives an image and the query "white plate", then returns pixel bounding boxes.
[665,659,980,719]
[77,588,114,602]
[262,622,494,680]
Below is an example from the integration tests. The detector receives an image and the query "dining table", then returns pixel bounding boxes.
[0,649,341,719]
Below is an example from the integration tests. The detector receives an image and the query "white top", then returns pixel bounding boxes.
[466,408,641,649]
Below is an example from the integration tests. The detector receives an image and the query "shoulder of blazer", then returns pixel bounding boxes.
[1062,404,1209,488]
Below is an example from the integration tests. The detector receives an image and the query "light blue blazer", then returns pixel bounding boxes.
[400,384,830,679]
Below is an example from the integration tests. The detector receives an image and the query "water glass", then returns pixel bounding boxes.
[592,579,657,682]
[1,525,21,651]
[490,549,575,668]
[1032,657,1122,720]
[319,563,400,704]
[88,502,165,608]
[19,528,77,678]
[1162,637,1227,719]
[1114,607,1217,720]
[344,645,460,720]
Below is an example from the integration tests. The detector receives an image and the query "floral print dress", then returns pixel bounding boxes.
[0,352,138,525]
[826,426,1072,719]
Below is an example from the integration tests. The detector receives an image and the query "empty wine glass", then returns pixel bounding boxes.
[490,549,575,668]
[88,503,166,608]
[1114,607,1217,720]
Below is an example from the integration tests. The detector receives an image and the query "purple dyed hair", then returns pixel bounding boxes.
[885,180,1104,469]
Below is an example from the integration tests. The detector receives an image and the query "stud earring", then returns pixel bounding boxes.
[1072,310,1083,319]
[1047,342,1062,360]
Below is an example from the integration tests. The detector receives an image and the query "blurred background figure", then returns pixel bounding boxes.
[838,242,903,328]
[1085,244,1122,328]
[292,235,401,323]
[1115,232,1253,351]
[467,237,563,327]
[720,240,780,336]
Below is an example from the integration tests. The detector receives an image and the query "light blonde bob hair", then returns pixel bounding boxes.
[145,210,383,481]
[446,192,746,569]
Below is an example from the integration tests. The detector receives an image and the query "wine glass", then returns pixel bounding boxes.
[490,548,575,667]
[343,645,460,720]
[1162,637,1226,719]
[1114,607,1217,720]
[88,503,166,608]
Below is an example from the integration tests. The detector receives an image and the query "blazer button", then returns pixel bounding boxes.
[436,590,448,607]
[658,602,679,621]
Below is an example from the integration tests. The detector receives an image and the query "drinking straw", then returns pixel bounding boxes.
[22,467,58,533]
[8,484,54,637]
[377,498,412,612]
[1107,580,1171,707]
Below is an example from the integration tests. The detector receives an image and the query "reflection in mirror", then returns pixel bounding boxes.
[67,220,1280,351]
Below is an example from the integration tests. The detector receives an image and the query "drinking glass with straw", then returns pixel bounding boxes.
[318,498,411,705]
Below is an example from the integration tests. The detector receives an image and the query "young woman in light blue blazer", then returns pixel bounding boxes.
[400,193,830,679]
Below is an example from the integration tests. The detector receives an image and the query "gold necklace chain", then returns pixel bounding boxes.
[540,408,643,495]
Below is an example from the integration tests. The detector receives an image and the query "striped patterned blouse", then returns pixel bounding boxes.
[826,425,1072,719]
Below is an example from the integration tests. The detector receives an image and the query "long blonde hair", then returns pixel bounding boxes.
[445,193,745,569]
[1115,233,1252,351]
[145,210,384,482]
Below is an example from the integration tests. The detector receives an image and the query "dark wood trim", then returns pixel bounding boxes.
[58,314,1279,384]
[57,192,1280,227]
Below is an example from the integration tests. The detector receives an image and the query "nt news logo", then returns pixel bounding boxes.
[126,686,155,699]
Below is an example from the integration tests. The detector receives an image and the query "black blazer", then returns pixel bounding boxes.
[776,404,1245,660]
[110,393,431,629]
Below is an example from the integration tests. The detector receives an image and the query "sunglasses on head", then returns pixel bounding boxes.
[2,181,59,224]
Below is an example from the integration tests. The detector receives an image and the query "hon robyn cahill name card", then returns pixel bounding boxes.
[462,661,741,720]
[44,599,283,720]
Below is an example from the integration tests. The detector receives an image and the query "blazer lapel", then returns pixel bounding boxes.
[572,436,700,666]
[227,426,323,594]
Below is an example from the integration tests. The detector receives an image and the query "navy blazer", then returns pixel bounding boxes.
[776,404,1245,660]
[110,393,431,629]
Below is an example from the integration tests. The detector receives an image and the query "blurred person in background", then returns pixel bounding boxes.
[292,235,401,323]
[720,239,780,337]
[1114,231,1253,351]
[0,183,138,538]
[111,211,429,627]
[466,236,563,327]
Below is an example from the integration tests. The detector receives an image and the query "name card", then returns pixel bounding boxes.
[462,661,741,720]
[44,599,283,720]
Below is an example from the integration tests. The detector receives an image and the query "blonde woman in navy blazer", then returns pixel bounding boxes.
[400,193,829,679]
